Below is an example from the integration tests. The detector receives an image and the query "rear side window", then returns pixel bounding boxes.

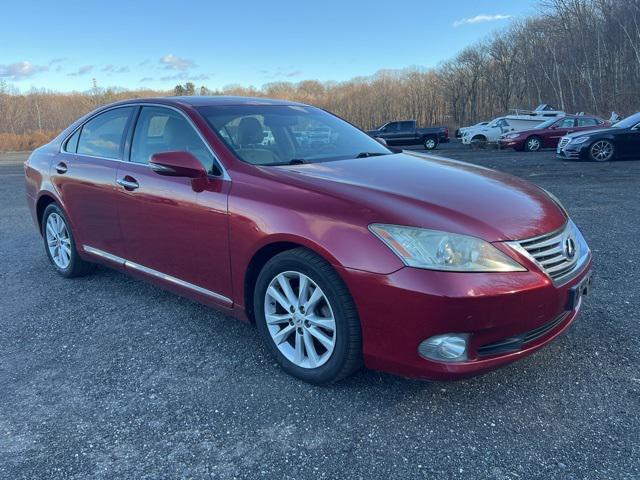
[77,107,134,160]
[399,121,414,131]
[130,106,215,172]
[63,129,80,153]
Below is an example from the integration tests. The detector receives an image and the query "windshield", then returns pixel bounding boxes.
[197,104,391,165]
[613,112,640,129]
[535,118,560,129]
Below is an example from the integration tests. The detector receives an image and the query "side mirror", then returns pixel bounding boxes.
[375,137,388,146]
[150,151,207,178]
[549,125,558,130]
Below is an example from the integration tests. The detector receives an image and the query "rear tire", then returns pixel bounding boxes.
[423,135,438,150]
[42,204,95,278]
[254,248,362,384]
[524,135,542,152]
[588,140,614,162]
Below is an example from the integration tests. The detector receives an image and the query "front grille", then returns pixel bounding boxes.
[558,137,571,149]
[511,223,581,283]
[477,312,569,357]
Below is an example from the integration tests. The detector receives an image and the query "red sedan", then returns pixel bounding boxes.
[24,97,592,383]
[499,115,607,151]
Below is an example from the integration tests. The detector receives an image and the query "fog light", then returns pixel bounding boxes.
[418,334,470,362]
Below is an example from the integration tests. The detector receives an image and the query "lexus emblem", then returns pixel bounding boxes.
[563,236,576,259]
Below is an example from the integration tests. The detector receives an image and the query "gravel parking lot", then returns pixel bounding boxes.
[1,144,638,479]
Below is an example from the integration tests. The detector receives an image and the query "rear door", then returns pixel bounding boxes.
[396,121,417,145]
[115,105,232,305]
[51,106,135,258]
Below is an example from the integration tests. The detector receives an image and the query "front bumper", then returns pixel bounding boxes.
[499,138,524,150]
[339,257,592,380]
[557,143,588,160]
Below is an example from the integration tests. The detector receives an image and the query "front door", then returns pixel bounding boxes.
[115,106,232,304]
[616,127,640,159]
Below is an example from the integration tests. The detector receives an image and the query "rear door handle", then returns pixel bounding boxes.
[116,177,139,190]
[55,162,67,174]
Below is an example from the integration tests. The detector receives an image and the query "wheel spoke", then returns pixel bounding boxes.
[277,275,298,308]
[302,330,319,367]
[46,223,56,238]
[306,314,335,332]
[272,324,296,345]
[294,331,304,364]
[308,326,334,350]
[304,286,323,312]
[267,286,291,311]
[265,313,291,325]
[298,274,309,305]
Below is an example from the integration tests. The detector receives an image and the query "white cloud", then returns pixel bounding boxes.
[453,14,513,27]
[160,54,195,71]
[66,65,94,77]
[0,61,48,80]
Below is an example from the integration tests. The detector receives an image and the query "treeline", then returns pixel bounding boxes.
[1,0,639,151]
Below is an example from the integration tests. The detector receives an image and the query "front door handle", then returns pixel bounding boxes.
[55,162,67,174]
[116,177,139,190]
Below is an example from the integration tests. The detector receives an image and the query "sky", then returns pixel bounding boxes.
[1,0,537,93]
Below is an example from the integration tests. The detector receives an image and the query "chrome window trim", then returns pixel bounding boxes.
[83,245,232,306]
[59,102,230,181]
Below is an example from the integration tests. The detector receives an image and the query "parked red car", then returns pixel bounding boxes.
[499,115,607,151]
[24,97,592,383]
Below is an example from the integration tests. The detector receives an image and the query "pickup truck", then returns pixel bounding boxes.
[366,120,449,150]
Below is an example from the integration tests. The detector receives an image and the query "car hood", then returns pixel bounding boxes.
[565,127,619,138]
[271,152,566,242]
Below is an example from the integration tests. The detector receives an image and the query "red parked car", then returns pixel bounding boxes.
[24,97,592,383]
[499,115,607,151]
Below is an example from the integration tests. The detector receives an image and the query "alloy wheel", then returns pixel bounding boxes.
[264,271,336,369]
[424,138,436,149]
[590,140,613,161]
[46,213,72,269]
[527,137,541,151]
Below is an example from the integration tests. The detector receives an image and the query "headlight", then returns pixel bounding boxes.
[571,136,590,144]
[505,133,521,139]
[369,224,526,272]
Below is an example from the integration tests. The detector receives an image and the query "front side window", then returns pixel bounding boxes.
[558,118,576,128]
[77,107,134,159]
[198,105,390,166]
[130,106,215,172]
[383,122,399,133]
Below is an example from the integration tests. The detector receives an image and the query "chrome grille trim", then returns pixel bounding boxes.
[558,137,571,149]
[507,220,590,286]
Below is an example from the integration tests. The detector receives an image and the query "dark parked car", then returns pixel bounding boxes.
[25,96,591,384]
[557,112,640,161]
[366,120,449,150]
[499,115,607,152]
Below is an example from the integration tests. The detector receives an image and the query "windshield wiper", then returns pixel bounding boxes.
[354,152,390,158]
[288,158,307,165]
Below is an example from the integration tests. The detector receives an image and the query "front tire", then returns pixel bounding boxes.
[524,135,542,152]
[588,140,614,162]
[423,135,438,150]
[254,248,362,384]
[42,204,95,278]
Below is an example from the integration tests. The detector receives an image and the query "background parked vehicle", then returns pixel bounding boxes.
[461,105,566,146]
[557,112,640,161]
[500,115,608,152]
[366,120,449,150]
[456,121,489,138]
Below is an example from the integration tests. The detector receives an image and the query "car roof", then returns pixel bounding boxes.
[115,96,307,108]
